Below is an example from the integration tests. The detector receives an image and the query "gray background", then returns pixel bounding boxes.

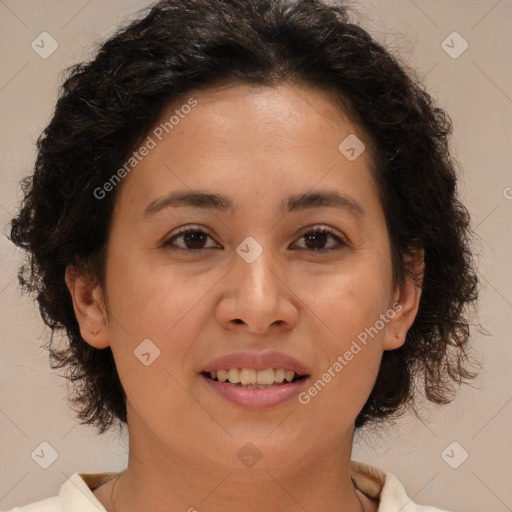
[1,1,511,510]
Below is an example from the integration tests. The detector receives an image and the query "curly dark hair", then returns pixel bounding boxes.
[9,0,481,435]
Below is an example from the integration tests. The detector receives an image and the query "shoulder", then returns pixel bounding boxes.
[3,471,118,512]
[350,460,452,512]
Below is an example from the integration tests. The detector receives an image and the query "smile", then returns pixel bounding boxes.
[201,368,309,408]
[203,368,307,388]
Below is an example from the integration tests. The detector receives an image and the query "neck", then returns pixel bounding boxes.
[106,426,368,512]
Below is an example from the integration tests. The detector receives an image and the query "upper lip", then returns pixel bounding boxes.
[201,350,310,376]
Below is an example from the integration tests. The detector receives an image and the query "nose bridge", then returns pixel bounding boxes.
[235,237,279,306]
[217,235,297,332]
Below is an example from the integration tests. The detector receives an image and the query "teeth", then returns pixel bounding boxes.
[256,368,275,385]
[274,368,285,383]
[208,368,302,385]
[240,368,257,385]
[227,368,240,383]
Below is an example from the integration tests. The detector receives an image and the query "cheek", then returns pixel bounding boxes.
[300,262,391,416]
[297,288,386,428]
[103,253,203,390]
[105,248,209,336]
[313,255,392,342]
[104,256,204,429]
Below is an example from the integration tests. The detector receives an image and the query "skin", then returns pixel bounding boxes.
[66,82,424,512]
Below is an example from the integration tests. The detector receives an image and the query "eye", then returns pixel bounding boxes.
[163,226,219,253]
[291,226,347,253]
[163,225,347,254]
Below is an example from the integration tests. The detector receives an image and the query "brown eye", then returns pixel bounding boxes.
[164,228,218,253]
[292,227,346,253]
[163,225,346,254]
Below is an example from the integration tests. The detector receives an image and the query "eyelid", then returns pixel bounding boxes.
[164,223,348,253]
[291,224,348,251]
[296,224,346,242]
[164,224,219,248]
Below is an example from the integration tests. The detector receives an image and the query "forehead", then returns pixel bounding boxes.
[166,81,364,145]
[111,81,381,222]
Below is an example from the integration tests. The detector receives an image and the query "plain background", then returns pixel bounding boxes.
[0,1,511,510]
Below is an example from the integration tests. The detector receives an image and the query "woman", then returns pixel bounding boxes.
[7,0,480,510]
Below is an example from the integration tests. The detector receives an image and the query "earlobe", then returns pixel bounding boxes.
[383,249,425,351]
[64,265,110,349]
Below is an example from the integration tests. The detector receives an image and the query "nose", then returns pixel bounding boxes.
[215,246,299,334]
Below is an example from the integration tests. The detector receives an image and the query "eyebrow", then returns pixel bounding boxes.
[141,189,365,219]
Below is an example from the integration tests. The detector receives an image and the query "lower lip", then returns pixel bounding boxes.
[201,374,309,408]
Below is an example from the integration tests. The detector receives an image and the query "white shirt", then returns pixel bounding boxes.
[4,460,450,511]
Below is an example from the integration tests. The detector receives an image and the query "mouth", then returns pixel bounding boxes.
[199,350,311,407]
[201,368,309,389]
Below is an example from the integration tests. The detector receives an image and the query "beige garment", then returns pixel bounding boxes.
[5,460,451,511]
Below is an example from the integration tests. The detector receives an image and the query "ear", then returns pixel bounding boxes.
[383,249,425,351]
[64,264,110,349]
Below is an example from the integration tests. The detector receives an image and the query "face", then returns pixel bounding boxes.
[68,82,422,475]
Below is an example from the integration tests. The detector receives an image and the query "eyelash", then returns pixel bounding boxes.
[163,225,347,254]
